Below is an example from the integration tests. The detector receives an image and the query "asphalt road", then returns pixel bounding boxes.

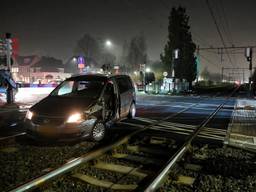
[136,95,235,128]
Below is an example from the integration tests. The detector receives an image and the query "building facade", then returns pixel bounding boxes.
[12,55,71,83]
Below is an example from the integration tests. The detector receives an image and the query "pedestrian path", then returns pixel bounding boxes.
[225,99,256,151]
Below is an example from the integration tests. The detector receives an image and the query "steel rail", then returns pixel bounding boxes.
[143,86,239,192]
[0,132,26,141]
[9,99,204,192]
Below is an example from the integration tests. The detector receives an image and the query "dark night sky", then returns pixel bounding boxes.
[1,0,256,76]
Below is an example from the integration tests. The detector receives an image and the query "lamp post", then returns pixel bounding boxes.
[102,39,115,73]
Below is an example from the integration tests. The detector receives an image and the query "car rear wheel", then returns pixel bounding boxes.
[128,102,136,119]
[91,121,105,141]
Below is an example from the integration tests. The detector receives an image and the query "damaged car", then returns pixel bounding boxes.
[24,74,136,141]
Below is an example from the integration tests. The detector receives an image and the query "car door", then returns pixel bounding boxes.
[116,77,133,118]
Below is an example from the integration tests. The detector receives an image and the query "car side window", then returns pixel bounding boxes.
[77,81,91,91]
[58,81,74,95]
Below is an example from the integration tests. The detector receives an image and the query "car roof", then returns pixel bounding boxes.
[67,73,130,81]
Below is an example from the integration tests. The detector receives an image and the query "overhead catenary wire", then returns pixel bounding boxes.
[192,31,213,48]
[205,0,235,68]
[199,54,220,71]
[218,0,234,46]
[216,0,238,66]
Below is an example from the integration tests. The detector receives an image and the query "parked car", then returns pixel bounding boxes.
[24,73,136,141]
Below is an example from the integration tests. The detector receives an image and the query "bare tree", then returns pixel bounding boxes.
[74,34,101,65]
[126,34,147,71]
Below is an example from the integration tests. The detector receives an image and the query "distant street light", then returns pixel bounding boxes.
[72,57,77,63]
[105,40,112,48]
[146,67,151,73]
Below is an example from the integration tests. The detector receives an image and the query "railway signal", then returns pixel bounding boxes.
[245,47,253,95]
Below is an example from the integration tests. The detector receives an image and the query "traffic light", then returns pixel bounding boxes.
[5,33,11,39]
[11,38,19,57]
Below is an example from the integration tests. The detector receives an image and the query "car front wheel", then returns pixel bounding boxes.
[91,121,105,141]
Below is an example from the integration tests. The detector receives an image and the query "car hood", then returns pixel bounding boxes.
[31,96,98,117]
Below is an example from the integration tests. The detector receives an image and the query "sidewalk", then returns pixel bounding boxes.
[0,92,47,112]
[225,99,256,151]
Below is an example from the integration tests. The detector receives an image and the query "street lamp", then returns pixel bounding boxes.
[72,57,77,63]
[146,67,151,73]
[105,40,112,48]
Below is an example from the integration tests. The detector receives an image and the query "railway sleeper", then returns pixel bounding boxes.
[72,173,138,191]
[174,175,196,185]
[126,145,172,157]
[184,163,202,172]
[112,153,166,166]
[93,161,147,178]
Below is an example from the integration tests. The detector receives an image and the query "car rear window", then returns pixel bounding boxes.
[116,76,133,94]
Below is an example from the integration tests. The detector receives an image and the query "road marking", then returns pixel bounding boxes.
[134,117,157,123]
[120,118,226,141]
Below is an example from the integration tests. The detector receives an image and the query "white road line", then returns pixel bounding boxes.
[134,117,157,123]
[119,121,226,139]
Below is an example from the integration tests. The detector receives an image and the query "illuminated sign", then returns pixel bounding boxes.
[77,56,85,69]
[78,63,85,69]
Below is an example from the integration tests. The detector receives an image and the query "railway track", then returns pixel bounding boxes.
[0,132,26,142]
[7,92,242,192]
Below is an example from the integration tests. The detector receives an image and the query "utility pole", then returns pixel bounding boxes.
[221,67,224,82]
[220,48,223,81]
[196,45,200,82]
[243,68,245,83]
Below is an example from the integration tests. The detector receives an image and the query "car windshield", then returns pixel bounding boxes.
[50,79,105,98]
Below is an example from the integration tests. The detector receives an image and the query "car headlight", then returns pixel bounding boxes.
[25,110,33,120]
[66,113,83,123]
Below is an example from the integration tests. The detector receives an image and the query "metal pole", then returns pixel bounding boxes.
[196,46,199,82]
[220,48,224,82]
[249,58,252,96]
[221,67,224,82]
[243,68,245,83]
